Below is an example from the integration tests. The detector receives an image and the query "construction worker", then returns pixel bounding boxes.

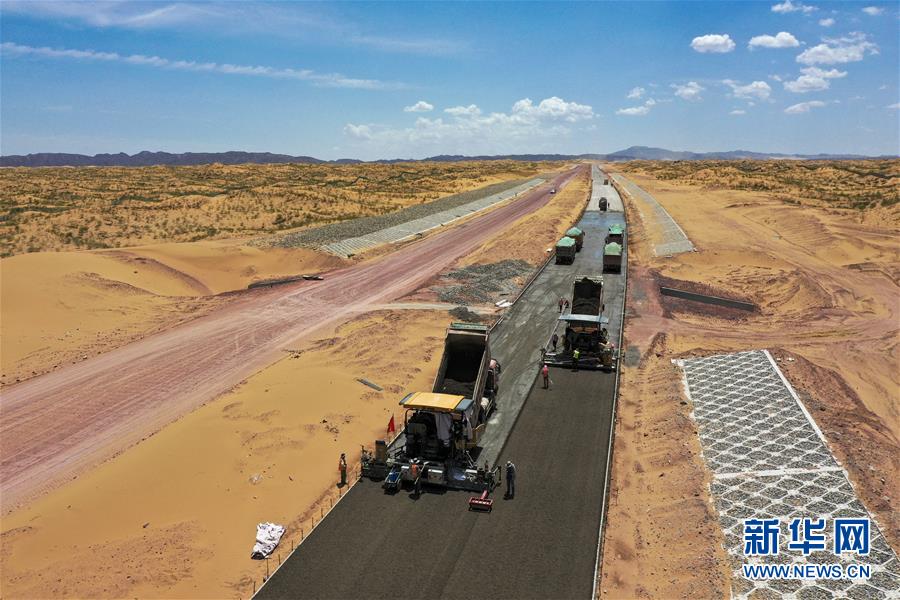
[550,333,559,352]
[573,348,581,372]
[558,297,564,313]
[564,299,570,311]
[541,364,550,389]
[505,461,517,499]
[338,453,347,487]
[410,460,421,496]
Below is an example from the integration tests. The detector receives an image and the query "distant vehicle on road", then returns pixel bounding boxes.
[599,197,608,211]
[550,188,556,194]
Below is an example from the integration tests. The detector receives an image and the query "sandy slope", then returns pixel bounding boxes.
[0,310,448,599]
[600,170,898,598]
[0,242,345,384]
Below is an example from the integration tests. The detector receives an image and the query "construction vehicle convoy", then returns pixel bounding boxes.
[546,276,617,371]
[361,323,502,494]
[555,236,576,264]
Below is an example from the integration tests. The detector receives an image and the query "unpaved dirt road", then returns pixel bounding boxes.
[0,167,583,514]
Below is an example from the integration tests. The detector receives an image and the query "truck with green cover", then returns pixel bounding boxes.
[565,226,585,251]
[555,236,577,264]
[603,242,622,273]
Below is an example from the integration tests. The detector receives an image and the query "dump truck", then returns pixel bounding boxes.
[603,242,622,273]
[606,223,625,246]
[571,275,604,316]
[555,236,576,264]
[431,322,498,443]
[565,227,585,251]
[361,323,502,493]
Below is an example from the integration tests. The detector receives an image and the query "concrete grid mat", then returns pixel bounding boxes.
[676,349,900,600]
[590,165,624,212]
[321,178,544,257]
[611,173,693,256]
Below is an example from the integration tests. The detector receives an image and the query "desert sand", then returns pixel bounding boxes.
[0,241,345,384]
[600,167,898,598]
[1,161,547,255]
[0,309,448,599]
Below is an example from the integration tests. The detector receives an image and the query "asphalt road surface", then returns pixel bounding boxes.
[257,186,626,600]
[0,167,583,514]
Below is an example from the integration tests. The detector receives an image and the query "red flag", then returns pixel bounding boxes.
[387,414,396,435]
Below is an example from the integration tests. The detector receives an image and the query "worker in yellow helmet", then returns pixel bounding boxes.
[573,348,581,372]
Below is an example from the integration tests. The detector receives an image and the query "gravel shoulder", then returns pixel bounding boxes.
[267,177,543,249]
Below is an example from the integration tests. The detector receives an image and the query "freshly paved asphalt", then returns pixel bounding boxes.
[258,175,626,600]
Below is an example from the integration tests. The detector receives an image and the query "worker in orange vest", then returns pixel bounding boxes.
[338,453,347,487]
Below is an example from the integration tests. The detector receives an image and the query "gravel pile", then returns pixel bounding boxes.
[448,306,488,323]
[436,260,533,305]
[266,178,538,249]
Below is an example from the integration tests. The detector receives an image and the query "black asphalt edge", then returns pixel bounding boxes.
[659,286,757,311]
[591,169,628,599]
[253,472,358,598]
[253,169,586,599]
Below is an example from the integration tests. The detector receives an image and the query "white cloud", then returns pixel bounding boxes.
[888,103,900,110]
[616,106,650,116]
[784,100,826,114]
[616,98,657,116]
[772,0,817,14]
[730,109,747,115]
[0,41,393,89]
[724,80,773,101]
[510,97,594,122]
[818,17,835,26]
[343,123,373,140]
[749,32,800,49]
[672,81,705,101]
[342,96,595,155]
[403,101,433,113]
[796,32,878,65]
[784,66,847,93]
[862,6,884,15]
[627,86,646,99]
[445,104,482,117]
[0,1,467,57]
[691,34,736,53]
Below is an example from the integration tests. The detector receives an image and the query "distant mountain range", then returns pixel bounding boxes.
[0,146,892,167]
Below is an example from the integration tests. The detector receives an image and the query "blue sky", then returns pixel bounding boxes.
[1,1,898,159]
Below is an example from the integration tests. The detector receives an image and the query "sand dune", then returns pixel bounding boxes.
[0,241,346,384]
